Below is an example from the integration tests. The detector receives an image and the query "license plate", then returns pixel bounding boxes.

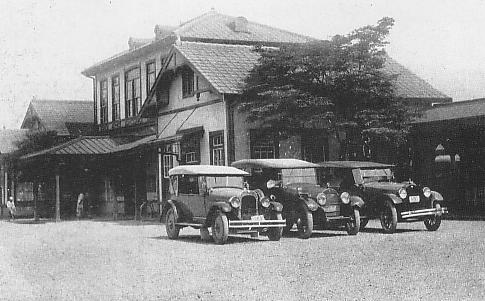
[409,196,420,203]
[325,205,338,212]
[251,215,265,221]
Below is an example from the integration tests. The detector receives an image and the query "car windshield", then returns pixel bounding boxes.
[205,176,244,189]
[360,168,393,182]
[281,168,318,186]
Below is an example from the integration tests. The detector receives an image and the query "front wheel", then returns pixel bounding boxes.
[267,213,283,241]
[165,207,180,239]
[296,206,313,239]
[380,200,398,234]
[360,218,369,230]
[346,208,361,235]
[212,212,229,244]
[424,203,442,231]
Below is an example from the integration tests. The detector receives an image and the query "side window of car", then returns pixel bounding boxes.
[170,176,179,196]
[179,175,199,195]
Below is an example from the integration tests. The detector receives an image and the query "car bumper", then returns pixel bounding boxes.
[229,219,286,229]
[401,207,448,219]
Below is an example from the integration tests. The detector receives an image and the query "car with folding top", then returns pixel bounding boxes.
[231,159,362,238]
[317,161,448,233]
[164,165,286,244]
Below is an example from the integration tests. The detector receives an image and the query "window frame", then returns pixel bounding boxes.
[146,60,156,96]
[111,74,120,121]
[99,79,108,124]
[124,66,141,118]
[250,130,279,159]
[210,131,225,166]
[181,67,194,98]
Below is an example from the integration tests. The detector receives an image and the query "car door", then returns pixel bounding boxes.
[179,175,205,218]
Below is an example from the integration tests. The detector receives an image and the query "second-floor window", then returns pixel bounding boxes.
[100,79,108,124]
[182,68,194,98]
[111,75,120,121]
[146,61,156,95]
[125,67,141,118]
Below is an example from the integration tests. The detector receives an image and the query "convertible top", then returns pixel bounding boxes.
[232,159,320,169]
[317,161,395,169]
[169,165,249,176]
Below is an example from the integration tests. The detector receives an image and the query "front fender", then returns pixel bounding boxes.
[385,193,403,205]
[350,195,364,208]
[300,197,319,212]
[270,201,283,212]
[211,202,232,213]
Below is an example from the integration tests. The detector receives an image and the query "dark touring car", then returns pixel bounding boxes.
[232,159,362,238]
[317,161,448,233]
[164,165,286,244]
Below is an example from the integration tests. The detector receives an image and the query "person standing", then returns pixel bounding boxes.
[6,196,16,221]
[76,193,85,219]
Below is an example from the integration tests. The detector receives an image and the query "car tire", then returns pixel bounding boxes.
[380,200,398,234]
[296,206,313,239]
[360,218,369,230]
[212,212,229,245]
[200,227,211,241]
[424,203,442,231]
[346,208,361,235]
[165,207,180,239]
[267,213,283,241]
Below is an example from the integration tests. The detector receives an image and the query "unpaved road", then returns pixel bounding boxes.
[0,219,483,301]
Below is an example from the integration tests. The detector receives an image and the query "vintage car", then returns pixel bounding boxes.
[317,161,448,233]
[164,165,286,244]
[231,159,362,238]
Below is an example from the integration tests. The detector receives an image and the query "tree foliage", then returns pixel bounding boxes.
[240,17,413,148]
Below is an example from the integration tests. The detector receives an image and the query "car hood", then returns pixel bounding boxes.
[363,181,413,193]
[208,187,245,199]
[284,183,337,197]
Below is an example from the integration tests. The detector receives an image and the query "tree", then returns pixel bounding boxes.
[239,17,414,161]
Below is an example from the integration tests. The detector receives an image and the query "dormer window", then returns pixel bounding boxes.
[182,68,194,98]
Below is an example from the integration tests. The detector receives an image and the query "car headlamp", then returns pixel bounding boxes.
[423,187,431,198]
[316,193,327,206]
[260,197,270,208]
[229,196,241,208]
[270,194,276,201]
[267,180,277,189]
[340,192,350,204]
[399,188,407,199]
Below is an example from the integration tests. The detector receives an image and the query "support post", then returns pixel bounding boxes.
[55,172,60,222]
[158,147,163,211]
[33,180,39,221]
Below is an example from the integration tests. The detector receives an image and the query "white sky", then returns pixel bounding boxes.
[1,0,484,128]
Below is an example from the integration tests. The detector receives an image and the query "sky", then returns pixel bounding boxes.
[1,0,484,128]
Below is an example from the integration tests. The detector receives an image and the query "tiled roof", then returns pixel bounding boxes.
[23,99,93,136]
[0,129,28,154]
[174,10,313,44]
[413,98,485,124]
[82,10,312,76]
[174,42,450,100]
[383,57,451,101]
[175,42,261,94]
[20,134,157,160]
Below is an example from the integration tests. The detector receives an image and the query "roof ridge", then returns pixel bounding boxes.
[178,41,255,48]
[175,10,218,32]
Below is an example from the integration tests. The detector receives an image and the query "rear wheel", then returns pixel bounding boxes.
[165,207,180,239]
[380,200,398,234]
[212,212,229,244]
[424,203,442,231]
[346,208,361,235]
[267,213,283,241]
[296,206,313,239]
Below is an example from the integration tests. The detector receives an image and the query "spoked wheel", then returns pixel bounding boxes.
[212,212,229,244]
[165,207,180,239]
[380,200,398,234]
[424,203,442,231]
[267,213,283,241]
[346,208,361,235]
[296,206,313,239]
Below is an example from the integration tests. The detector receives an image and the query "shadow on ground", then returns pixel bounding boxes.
[150,234,270,245]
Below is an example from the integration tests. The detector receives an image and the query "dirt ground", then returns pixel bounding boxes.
[0,218,483,301]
